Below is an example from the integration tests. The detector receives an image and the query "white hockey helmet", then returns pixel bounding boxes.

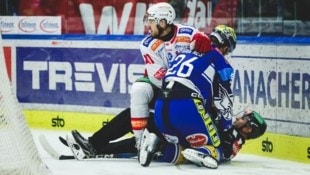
[145,2,176,25]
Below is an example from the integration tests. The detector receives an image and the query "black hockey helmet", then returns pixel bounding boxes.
[244,111,267,139]
[210,25,237,54]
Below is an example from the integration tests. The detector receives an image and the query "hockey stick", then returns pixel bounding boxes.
[39,134,137,160]
[39,134,75,160]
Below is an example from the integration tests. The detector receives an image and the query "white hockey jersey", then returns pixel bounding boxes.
[139,23,203,88]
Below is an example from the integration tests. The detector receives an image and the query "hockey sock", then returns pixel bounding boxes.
[97,137,137,154]
[89,108,132,151]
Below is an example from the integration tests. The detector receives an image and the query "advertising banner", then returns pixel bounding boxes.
[231,44,310,137]
[5,36,309,138]
[16,47,144,108]
[0,16,61,35]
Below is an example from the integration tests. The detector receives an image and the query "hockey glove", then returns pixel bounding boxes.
[221,128,245,160]
[191,32,212,53]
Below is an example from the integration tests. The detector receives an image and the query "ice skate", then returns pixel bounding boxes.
[182,148,218,169]
[71,130,96,158]
[138,129,160,167]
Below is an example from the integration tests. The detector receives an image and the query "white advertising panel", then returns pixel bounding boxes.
[0,16,61,35]
[231,44,310,136]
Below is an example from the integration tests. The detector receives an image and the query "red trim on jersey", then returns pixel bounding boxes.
[169,24,178,44]
[131,117,148,130]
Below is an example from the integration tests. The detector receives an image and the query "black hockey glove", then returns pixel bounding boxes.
[221,128,245,160]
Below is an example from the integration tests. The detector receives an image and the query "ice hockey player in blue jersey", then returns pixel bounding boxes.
[138,44,229,168]
[138,25,267,168]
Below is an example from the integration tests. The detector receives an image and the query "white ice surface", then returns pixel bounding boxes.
[32,129,310,175]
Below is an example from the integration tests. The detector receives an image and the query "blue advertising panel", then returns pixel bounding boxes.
[16,47,144,108]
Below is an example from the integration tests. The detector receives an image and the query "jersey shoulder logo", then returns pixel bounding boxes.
[142,35,154,47]
[178,27,194,35]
